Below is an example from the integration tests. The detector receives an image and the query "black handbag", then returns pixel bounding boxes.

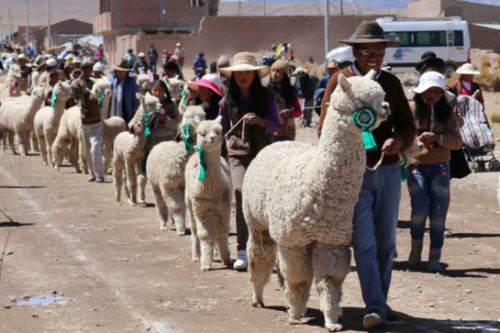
[450,148,471,179]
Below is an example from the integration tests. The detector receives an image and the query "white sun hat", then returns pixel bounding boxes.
[93,62,105,72]
[456,63,480,75]
[138,52,146,58]
[412,71,446,94]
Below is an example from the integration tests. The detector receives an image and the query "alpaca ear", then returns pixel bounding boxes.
[89,77,97,83]
[364,69,376,80]
[215,115,223,124]
[338,74,351,93]
[136,93,145,101]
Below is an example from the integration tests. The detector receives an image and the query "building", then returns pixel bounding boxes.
[94,0,211,65]
[32,19,93,51]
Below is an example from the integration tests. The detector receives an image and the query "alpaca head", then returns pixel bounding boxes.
[136,92,161,115]
[91,77,112,97]
[330,70,390,135]
[52,81,73,102]
[165,77,185,101]
[31,86,46,101]
[136,74,152,94]
[195,116,223,153]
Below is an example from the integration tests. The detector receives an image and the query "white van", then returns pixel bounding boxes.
[377,17,471,75]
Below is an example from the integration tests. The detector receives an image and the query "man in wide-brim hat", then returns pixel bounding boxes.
[318,20,416,330]
[109,59,139,124]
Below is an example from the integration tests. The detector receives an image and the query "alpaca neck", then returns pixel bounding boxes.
[316,109,364,179]
[27,97,44,119]
[199,146,223,182]
[53,99,67,122]
[132,132,147,151]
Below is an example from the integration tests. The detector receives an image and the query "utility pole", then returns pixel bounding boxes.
[25,0,30,46]
[159,0,165,28]
[340,0,344,15]
[324,0,330,58]
[7,8,11,43]
[47,0,52,48]
[262,0,266,16]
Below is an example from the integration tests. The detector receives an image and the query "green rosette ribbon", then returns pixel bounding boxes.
[196,145,206,182]
[352,107,378,151]
[139,112,151,137]
[181,123,193,152]
[97,90,106,109]
[400,152,409,182]
[50,93,58,108]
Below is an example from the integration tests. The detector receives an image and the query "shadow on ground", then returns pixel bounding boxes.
[263,305,500,332]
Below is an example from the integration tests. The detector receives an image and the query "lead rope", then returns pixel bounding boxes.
[366,152,385,171]
[224,115,248,142]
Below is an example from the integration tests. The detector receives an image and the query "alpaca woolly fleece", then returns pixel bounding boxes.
[113,93,161,205]
[51,105,86,172]
[0,86,46,155]
[102,116,127,174]
[34,81,73,165]
[185,117,232,271]
[242,71,389,331]
[145,105,206,234]
[90,77,112,119]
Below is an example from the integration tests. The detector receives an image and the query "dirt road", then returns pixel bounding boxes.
[1,139,499,332]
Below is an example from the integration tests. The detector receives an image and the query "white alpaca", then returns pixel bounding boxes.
[146,105,206,235]
[164,77,185,103]
[102,116,127,174]
[0,86,46,155]
[185,117,232,271]
[113,93,160,205]
[242,72,390,331]
[136,74,152,95]
[90,77,112,120]
[33,81,73,165]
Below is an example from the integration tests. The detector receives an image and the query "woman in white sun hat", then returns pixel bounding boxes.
[219,51,280,271]
[407,71,463,273]
[448,63,484,105]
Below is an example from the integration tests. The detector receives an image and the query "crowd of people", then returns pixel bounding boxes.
[0,20,488,330]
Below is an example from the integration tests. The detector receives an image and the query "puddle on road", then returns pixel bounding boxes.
[11,294,71,306]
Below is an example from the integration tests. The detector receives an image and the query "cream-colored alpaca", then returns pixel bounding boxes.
[242,71,390,331]
[0,86,46,155]
[185,117,232,271]
[33,81,73,165]
[113,93,160,205]
[146,105,205,235]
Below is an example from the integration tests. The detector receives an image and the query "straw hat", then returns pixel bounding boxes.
[113,60,132,72]
[339,21,400,46]
[45,58,57,68]
[456,63,480,75]
[219,52,270,78]
[411,71,446,94]
[188,73,223,96]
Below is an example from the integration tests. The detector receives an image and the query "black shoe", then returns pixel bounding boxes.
[95,177,105,183]
[88,176,96,182]
[362,312,386,329]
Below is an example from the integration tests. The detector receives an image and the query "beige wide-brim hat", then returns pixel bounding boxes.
[219,52,270,78]
[113,60,132,72]
[456,63,480,75]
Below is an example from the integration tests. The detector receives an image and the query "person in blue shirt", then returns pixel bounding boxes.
[108,60,140,124]
[192,52,207,79]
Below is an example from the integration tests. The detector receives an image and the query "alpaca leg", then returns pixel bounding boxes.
[312,244,351,332]
[69,139,81,173]
[46,132,57,166]
[51,139,62,170]
[164,187,187,235]
[137,168,146,203]
[18,132,29,156]
[152,185,169,230]
[196,209,216,271]
[8,132,17,155]
[103,144,112,175]
[125,162,137,205]
[187,199,200,262]
[37,133,48,165]
[279,245,313,325]
[247,226,277,307]
[214,212,231,267]
[113,158,124,202]
[78,132,89,174]
[30,132,39,153]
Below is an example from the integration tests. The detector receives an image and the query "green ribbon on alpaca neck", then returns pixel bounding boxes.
[352,107,378,151]
[50,93,58,108]
[97,90,105,109]
[399,152,409,182]
[181,123,193,152]
[139,112,151,137]
[196,145,206,182]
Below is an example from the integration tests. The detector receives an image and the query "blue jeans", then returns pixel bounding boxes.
[407,163,450,249]
[353,162,401,317]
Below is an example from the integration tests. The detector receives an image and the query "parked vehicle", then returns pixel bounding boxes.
[377,16,471,75]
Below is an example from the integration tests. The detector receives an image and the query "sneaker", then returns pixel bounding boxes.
[87,176,96,182]
[95,177,105,183]
[362,312,385,329]
[233,250,248,271]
